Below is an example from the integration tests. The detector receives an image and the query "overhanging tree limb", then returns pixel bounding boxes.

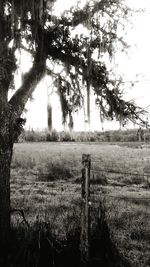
[44,31,147,126]
[9,54,46,117]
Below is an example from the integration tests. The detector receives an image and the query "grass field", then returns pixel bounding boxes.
[10,142,150,266]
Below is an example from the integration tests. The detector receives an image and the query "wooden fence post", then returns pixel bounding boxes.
[80,154,91,263]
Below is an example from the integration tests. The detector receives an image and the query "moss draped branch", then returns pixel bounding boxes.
[9,53,46,118]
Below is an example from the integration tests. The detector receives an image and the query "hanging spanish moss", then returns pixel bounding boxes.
[47,105,53,132]
[0,0,146,129]
[1,0,55,50]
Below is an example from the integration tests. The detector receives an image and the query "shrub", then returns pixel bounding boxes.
[25,131,35,142]
[123,133,137,142]
[110,132,123,142]
[24,130,47,142]
[144,132,150,142]
[38,162,74,181]
[60,132,72,142]
[18,128,149,143]
[91,173,108,185]
[104,131,111,142]
[46,130,59,141]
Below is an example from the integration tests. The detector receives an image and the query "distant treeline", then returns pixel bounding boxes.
[17,128,150,143]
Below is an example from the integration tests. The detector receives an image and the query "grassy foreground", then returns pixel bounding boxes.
[10,142,150,266]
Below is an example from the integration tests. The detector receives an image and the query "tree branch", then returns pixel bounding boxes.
[9,57,46,118]
[40,0,127,30]
[47,44,108,90]
[57,0,127,27]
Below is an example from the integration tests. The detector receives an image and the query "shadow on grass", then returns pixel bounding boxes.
[0,205,131,267]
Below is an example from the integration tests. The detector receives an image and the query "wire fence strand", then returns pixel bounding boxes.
[91,168,150,178]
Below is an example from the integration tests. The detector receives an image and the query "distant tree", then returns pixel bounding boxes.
[137,127,144,142]
[0,0,147,249]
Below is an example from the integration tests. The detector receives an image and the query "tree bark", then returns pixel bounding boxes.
[0,4,47,259]
[0,46,46,256]
[0,147,12,243]
[0,121,13,251]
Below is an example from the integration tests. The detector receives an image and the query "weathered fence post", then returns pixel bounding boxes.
[80,154,91,263]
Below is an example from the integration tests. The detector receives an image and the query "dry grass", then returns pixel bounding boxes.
[10,142,150,266]
[104,196,150,266]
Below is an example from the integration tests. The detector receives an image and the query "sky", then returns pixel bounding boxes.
[16,0,150,131]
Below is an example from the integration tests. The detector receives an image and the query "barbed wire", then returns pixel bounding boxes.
[11,155,150,203]
[91,168,150,178]
[11,166,150,178]
[90,194,150,201]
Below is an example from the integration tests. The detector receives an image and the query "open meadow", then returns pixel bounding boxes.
[10,142,150,266]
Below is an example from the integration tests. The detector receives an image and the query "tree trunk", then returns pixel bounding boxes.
[0,121,13,252]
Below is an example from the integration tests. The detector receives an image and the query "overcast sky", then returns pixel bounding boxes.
[21,0,150,131]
